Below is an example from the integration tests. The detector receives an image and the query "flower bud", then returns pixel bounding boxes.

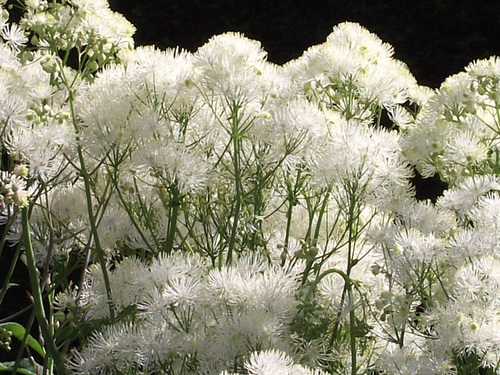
[41,59,57,74]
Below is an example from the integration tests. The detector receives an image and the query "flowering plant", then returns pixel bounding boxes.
[1,1,500,375]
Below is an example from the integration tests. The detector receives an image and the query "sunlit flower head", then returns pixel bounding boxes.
[1,23,28,51]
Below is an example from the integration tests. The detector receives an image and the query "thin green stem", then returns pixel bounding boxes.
[0,211,17,259]
[282,172,302,266]
[13,309,36,375]
[348,285,357,375]
[345,180,363,375]
[62,72,115,322]
[282,197,295,267]
[300,189,330,285]
[225,103,243,266]
[312,189,330,247]
[108,165,155,252]
[74,135,115,322]
[22,208,65,375]
[0,237,22,306]
[163,184,181,254]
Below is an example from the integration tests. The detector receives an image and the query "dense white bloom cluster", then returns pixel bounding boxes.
[70,252,300,373]
[3,2,500,375]
[283,22,426,125]
[21,0,135,52]
[221,349,328,375]
[0,45,73,181]
[402,57,500,185]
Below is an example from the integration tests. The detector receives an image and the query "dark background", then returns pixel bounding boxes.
[109,0,500,89]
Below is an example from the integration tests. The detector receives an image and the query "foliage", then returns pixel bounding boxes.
[1,1,500,374]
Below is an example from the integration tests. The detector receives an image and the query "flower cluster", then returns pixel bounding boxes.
[67,253,300,374]
[2,1,500,375]
[402,57,500,185]
[21,0,135,54]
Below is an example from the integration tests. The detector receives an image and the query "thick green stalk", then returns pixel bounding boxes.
[22,208,64,375]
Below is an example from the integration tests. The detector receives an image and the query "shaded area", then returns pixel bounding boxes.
[110,0,500,88]
[411,171,448,203]
[0,242,34,363]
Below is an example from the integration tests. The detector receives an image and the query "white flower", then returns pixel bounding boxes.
[69,322,144,374]
[24,0,47,11]
[193,32,272,100]
[326,22,394,59]
[245,349,294,374]
[78,9,135,50]
[377,340,453,375]
[441,131,489,170]
[466,56,500,79]
[0,171,29,208]
[426,256,500,364]
[402,57,500,185]
[437,174,500,218]
[243,349,327,375]
[0,42,19,67]
[311,117,413,210]
[388,105,413,129]
[1,23,27,51]
[163,276,203,307]
[5,124,73,181]
[74,252,302,372]
[284,21,418,125]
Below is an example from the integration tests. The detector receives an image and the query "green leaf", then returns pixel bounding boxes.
[0,323,45,358]
[0,359,44,375]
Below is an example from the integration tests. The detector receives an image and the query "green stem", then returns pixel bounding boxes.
[225,103,243,266]
[0,212,16,259]
[282,196,294,267]
[329,285,347,348]
[164,185,180,254]
[132,177,162,251]
[108,165,156,252]
[348,284,357,375]
[0,237,22,306]
[301,189,330,285]
[22,208,65,375]
[282,174,300,266]
[312,189,330,249]
[63,80,115,322]
[345,180,361,375]
[74,141,115,322]
[321,268,357,375]
[13,310,36,375]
